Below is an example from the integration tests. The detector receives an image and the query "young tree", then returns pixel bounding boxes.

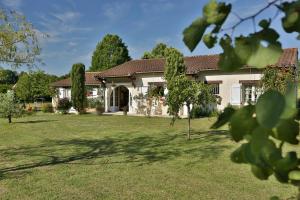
[164,48,214,139]
[142,43,170,59]
[183,0,300,198]
[71,63,86,113]
[90,34,131,71]
[15,73,32,102]
[0,9,42,68]
[0,91,22,123]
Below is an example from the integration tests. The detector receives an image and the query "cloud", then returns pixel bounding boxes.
[102,2,131,21]
[2,0,22,9]
[51,11,81,22]
[68,41,77,47]
[37,11,92,44]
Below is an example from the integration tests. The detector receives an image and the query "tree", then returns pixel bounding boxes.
[0,9,42,68]
[164,48,186,81]
[183,0,300,198]
[0,91,22,123]
[142,43,170,59]
[71,63,86,113]
[164,48,215,139]
[90,34,131,71]
[0,68,18,84]
[15,71,57,102]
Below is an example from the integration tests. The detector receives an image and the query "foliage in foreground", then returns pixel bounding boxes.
[182,0,300,199]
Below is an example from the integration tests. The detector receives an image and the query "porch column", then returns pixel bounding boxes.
[251,85,255,102]
[113,87,116,111]
[104,88,109,112]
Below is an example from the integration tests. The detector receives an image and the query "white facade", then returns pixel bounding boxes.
[199,70,263,110]
[53,69,286,117]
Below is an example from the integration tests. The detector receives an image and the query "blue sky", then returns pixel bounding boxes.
[1,0,299,75]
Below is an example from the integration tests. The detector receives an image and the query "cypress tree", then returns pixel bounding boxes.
[71,63,86,113]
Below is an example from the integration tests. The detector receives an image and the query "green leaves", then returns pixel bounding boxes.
[203,33,217,49]
[256,90,285,129]
[183,0,231,51]
[274,152,298,183]
[219,24,283,71]
[218,35,243,72]
[183,18,208,52]
[280,1,300,38]
[274,119,299,145]
[289,170,300,181]
[229,105,256,142]
[251,165,272,180]
[211,106,235,129]
[203,0,231,29]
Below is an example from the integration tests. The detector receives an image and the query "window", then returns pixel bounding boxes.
[205,81,221,95]
[148,82,165,97]
[242,84,262,104]
[211,84,220,95]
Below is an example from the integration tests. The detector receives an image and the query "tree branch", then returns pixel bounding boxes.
[221,0,281,33]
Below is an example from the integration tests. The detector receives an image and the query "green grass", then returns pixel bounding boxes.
[0,114,297,199]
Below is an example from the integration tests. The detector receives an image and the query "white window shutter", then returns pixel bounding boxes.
[230,84,241,105]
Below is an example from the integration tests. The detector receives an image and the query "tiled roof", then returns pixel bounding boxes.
[52,48,298,87]
[96,48,298,78]
[51,72,100,87]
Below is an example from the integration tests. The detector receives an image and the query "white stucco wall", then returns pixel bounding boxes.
[200,70,263,110]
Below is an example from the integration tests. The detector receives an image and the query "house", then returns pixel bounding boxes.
[51,72,101,108]
[51,48,298,116]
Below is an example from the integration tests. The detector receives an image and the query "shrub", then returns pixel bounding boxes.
[57,98,71,114]
[191,105,217,118]
[87,98,99,108]
[41,103,53,113]
[0,84,13,93]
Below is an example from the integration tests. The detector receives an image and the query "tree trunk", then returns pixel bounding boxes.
[187,104,191,140]
[8,115,11,123]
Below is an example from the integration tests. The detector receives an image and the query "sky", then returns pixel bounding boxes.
[0,0,299,75]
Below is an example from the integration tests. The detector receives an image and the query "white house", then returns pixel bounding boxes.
[51,48,298,116]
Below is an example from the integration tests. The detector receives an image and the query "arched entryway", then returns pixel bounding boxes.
[110,86,129,112]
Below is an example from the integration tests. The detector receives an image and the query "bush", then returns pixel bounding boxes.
[41,103,53,113]
[191,105,217,118]
[57,98,71,114]
[0,84,13,93]
[87,98,99,108]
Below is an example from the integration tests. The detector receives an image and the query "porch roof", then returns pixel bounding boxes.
[95,48,298,79]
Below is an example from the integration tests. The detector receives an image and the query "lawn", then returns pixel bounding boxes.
[0,114,297,200]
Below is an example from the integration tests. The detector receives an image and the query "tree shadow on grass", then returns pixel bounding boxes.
[14,120,58,124]
[0,130,230,179]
